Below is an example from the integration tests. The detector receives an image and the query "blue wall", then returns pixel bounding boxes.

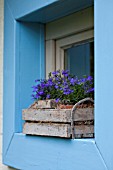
[3,0,113,170]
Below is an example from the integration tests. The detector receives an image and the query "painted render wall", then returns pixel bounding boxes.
[0,0,15,169]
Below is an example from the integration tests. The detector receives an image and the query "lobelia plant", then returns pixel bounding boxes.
[31,70,94,104]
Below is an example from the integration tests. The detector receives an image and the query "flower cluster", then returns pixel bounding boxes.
[31,70,94,104]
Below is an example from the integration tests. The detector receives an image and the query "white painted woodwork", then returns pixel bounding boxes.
[46,40,55,78]
[46,6,94,74]
[56,29,94,70]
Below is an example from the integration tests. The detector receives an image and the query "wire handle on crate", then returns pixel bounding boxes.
[71,98,94,139]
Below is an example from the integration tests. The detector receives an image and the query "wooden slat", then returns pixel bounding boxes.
[23,122,71,138]
[22,109,71,122]
[29,100,57,109]
[22,108,94,122]
[23,122,94,138]
[74,108,94,121]
[75,125,94,136]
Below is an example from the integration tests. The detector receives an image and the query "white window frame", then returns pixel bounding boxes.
[55,29,94,71]
[46,6,94,77]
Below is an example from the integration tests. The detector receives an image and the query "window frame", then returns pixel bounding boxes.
[46,7,94,77]
[55,29,94,71]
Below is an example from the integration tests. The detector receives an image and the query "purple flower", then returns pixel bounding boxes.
[62,70,69,76]
[48,78,54,86]
[55,85,59,89]
[31,93,40,100]
[48,80,54,86]
[63,91,71,95]
[81,78,86,83]
[47,94,50,99]
[63,81,68,86]
[35,93,40,98]
[45,83,49,87]
[76,81,81,85]
[58,81,61,84]
[77,78,86,84]
[85,88,94,94]
[48,78,52,81]
[32,86,38,92]
[31,94,35,100]
[52,71,59,76]
[63,88,73,95]
[38,91,44,95]
[60,87,63,90]
[55,77,60,81]
[87,76,93,81]
[63,88,68,92]
[40,83,46,88]
[35,79,40,82]
[55,98,60,103]
[70,78,77,85]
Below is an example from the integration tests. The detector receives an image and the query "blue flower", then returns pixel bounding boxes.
[31,94,35,100]
[60,87,63,90]
[35,93,40,98]
[81,78,86,83]
[52,71,59,75]
[87,76,93,81]
[40,83,46,88]
[77,78,86,84]
[55,98,60,103]
[70,78,77,85]
[63,81,68,86]
[55,77,60,81]
[63,88,73,95]
[35,79,40,82]
[85,88,94,94]
[47,94,50,99]
[48,78,54,86]
[62,70,69,76]
[55,85,59,89]
[32,86,38,92]
[48,79,54,86]
[63,91,70,95]
[58,81,61,84]
[38,91,44,95]
[45,83,49,87]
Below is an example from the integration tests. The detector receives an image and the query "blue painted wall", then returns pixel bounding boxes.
[3,0,113,170]
[95,1,113,170]
[15,22,45,132]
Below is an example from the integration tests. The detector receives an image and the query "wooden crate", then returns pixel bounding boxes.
[22,105,94,138]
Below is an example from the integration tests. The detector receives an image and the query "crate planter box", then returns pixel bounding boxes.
[22,98,94,139]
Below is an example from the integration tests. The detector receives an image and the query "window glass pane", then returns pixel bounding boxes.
[64,41,94,78]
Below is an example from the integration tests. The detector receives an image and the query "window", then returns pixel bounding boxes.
[64,41,94,78]
[46,7,94,78]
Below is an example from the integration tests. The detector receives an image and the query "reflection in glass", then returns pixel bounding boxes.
[64,41,94,78]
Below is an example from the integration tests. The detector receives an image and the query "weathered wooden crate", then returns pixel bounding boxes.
[22,98,94,138]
